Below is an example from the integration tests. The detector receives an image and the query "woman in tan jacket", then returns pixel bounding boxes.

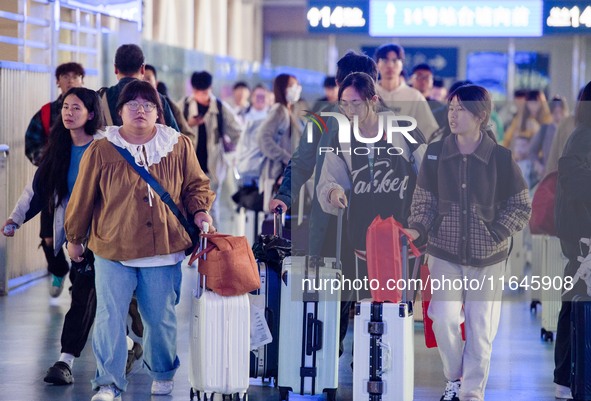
[65,81,215,401]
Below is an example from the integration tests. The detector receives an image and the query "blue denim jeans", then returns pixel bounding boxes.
[91,255,181,391]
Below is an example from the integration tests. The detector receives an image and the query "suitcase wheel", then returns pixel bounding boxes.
[279,387,289,401]
[325,389,337,401]
[541,328,554,342]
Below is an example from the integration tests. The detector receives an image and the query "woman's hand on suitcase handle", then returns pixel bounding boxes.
[269,198,287,214]
[329,188,348,209]
[195,211,215,233]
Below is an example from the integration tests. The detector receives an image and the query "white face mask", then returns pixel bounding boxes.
[285,84,302,104]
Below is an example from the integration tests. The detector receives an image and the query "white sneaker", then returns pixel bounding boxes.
[91,384,122,401]
[49,274,65,298]
[555,384,573,399]
[151,380,174,395]
[440,380,461,401]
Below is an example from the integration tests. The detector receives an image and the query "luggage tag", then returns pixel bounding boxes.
[248,293,273,350]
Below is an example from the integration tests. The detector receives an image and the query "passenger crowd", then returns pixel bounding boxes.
[2,41,590,401]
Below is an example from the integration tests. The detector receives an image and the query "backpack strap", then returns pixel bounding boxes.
[109,142,196,238]
[98,88,113,126]
[41,103,52,136]
[216,98,224,141]
[183,97,190,121]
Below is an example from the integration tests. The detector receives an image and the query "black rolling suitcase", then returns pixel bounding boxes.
[250,210,290,383]
[571,295,591,401]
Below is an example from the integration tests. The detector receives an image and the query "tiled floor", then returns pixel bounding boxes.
[0,264,558,401]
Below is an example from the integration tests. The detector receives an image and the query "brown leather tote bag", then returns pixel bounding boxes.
[189,234,260,296]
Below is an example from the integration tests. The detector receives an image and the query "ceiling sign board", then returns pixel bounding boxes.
[369,0,543,37]
[544,1,591,34]
[307,0,370,33]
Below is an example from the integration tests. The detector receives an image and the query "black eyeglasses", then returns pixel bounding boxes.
[125,101,157,112]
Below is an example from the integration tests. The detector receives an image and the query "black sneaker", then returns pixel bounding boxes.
[440,380,461,401]
[126,342,143,374]
[43,361,73,385]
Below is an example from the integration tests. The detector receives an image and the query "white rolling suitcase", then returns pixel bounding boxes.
[189,230,250,401]
[277,210,342,401]
[507,229,526,281]
[540,235,567,342]
[353,236,415,401]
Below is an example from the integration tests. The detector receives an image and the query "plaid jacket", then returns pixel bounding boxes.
[409,134,531,267]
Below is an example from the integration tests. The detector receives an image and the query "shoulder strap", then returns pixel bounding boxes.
[216,99,224,139]
[41,103,51,136]
[183,97,190,121]
[427,140,444,197]
[100,91,114,126]
[110,143,195,234]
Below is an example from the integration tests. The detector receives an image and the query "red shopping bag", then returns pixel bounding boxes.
[366,216,421,303]
[529,171,558,236]
[421,263,466,348]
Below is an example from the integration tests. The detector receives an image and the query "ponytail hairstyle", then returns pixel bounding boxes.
[447,84,496,142]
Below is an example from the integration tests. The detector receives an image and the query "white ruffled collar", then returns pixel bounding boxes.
[104,124,180,167]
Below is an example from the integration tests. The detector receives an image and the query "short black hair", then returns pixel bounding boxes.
[323,76,337,88]
[374,43,405,62]
[433,78,445,88]
[252,83,268,91]
[411,63,432,75]
[55,62,85,80]
[233,81,249,91]
[144,64,157,79]
[156,81,168,97]
[191,71,213,90]
[114,44,145,75]
[514,89,528,98]
[576,80,591,125]
[449,80,473,94]
[336,50,378,85]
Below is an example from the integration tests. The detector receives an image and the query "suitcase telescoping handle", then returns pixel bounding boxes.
[274,206,283,237]
[196,222,210,298]
[401,235,409,304]
[336,208,343,270]
[305,313,324,355]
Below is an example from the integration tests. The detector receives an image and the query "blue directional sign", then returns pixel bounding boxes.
[369,0,543,37]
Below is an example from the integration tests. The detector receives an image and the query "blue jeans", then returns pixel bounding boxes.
[91,256,181,391]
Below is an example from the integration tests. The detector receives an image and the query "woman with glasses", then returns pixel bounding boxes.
[316,71,425,298]
[64,80,215,401]
[256,73,303,212]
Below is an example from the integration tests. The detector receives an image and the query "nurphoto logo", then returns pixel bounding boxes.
[303,110,418,156]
